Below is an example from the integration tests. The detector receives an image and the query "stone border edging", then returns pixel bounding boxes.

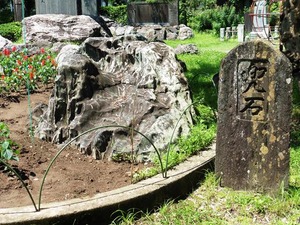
[0,145,215,225]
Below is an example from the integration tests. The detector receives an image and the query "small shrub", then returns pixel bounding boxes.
[0,22,22,42]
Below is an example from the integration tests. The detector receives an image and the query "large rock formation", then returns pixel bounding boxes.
[280,0,300,76]
[22,15,194,48]
[35,35,194,162]
[23,14,109,44]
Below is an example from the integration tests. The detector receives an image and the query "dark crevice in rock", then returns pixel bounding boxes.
[112,39,121,49]
[69,99,76,123]
[54,101,67,124]
[93,131,113,159]
[84,43,108,61]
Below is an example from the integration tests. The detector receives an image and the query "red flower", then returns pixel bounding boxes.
[47,55,51,60]
[40,48,45,54]
[41,59,45,66]
[1,74,5,80]
[23,55,28,60]
[29,72,34,80]
[13,68,19,73]
[17,59,22,66]
[11,46,17,52]
[28,65,33,69]
[3,48,10,56]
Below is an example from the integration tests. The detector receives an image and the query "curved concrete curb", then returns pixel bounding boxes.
[0,145,215,225]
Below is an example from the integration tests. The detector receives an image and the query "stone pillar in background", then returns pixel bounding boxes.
[220,28,225,41]
[215,40,292,193]
[237,24,244,43]
[168,0,179,26]
[225,27,231,40]
[231,26,237,38]
[13,0,22,21]
[81,0,99,16]
[273,25,279,39]
[280,0,300,92]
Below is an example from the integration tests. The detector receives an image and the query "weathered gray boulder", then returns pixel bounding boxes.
[110,25,136,37]
[178,25,194,40]
[35,35,194,162]
[103,17,194,41]
[0,35,12,49]
[174,44,198,55]
[23,14,108,44]
[136,25,166,41]
[166,26,179,40]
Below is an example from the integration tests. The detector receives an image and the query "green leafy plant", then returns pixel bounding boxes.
[0,122,19,162]
[0,46,57,94]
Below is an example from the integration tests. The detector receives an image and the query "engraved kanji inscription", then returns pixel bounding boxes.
[239,97,264,115]
[237,60,269,121]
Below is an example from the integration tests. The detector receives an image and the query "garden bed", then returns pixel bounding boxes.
[0,88,148,208]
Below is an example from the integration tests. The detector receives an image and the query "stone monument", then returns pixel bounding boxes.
[215,40,292,193]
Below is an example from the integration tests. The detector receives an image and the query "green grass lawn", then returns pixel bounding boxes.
[111,32,300,225]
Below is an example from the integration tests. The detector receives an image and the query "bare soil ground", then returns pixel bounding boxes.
[0,88,146,208]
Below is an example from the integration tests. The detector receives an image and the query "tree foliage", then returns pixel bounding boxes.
[0,0,13,24]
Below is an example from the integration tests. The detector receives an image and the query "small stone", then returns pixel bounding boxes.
[7,177,15,181]
[125,171,132,177]
[174,44,198,55]
[29,172,36,177]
